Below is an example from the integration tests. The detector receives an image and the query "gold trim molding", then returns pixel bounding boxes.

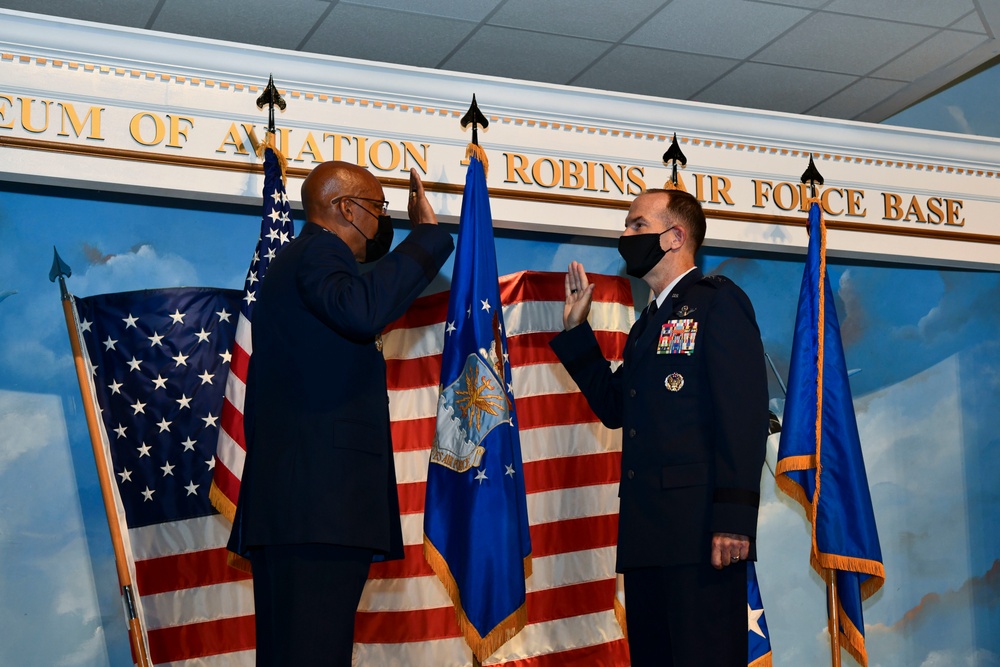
[4,134,997,247]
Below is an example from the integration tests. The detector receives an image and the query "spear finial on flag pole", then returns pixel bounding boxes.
[801,155,825,201]
[251,74,289,178]
[49,246,73,299]
[255,74,286,135]
[461,95,490,174]
[461,94,489,148]
[662,133,687,189]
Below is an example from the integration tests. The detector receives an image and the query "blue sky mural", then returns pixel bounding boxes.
[2,58,1000,666]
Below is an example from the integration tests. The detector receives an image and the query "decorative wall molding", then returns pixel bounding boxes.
[2,9,999,269]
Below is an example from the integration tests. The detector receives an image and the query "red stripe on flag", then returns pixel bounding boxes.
[369,514,619,580]
[397,481,426,515]
[135,547,252,596]
[387,354,442,391]
[499,270,633,306]
[528,578,615,624]
[497,638,631,667]
[369,544,432,579]
[230,341,250,383]
[390,394,604,451]
[147,615,255,663]
[523,452,621,494]
[391,417,436,453]
[530,514,619,558]
[395,450,617,515]
[212,460,242,507]
[220,397,245,449]
[385,330,627,390]
[516,393,602,430]
[383,290,450,332]
[354,579,617,644]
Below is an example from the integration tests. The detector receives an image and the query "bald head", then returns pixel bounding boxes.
[301,161,382,223]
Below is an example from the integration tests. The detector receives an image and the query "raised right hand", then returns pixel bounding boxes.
[563,261,595,330]
[407,168,438,226]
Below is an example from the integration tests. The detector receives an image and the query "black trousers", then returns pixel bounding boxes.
[250,543,373,667]
[624,560,748,667]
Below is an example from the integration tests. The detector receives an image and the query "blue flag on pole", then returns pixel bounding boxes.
[423,149,532,662]
[777,202,885,666]
[747,561,772,666]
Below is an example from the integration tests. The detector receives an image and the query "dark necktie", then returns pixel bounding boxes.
[634,299,659,340]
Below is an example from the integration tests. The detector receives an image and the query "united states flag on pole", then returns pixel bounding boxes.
[210,144,294,521]
[74,287,256,665]
[356,269,634,665]
[74,268,634,665]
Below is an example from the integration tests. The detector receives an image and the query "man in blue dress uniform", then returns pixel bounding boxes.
[550,188,768,666]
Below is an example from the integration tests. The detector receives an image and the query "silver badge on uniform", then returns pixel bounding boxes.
[665,372,684,391]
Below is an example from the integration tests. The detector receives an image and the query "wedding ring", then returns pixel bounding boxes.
[731,556,740,562]
[571,289,579,294]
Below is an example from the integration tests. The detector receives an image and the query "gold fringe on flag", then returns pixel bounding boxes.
[466,142,489,178]
[424,536,528,662]
[248,128,289,184]
[209,482,236,522]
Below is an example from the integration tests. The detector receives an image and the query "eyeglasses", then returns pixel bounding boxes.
[333,195,389,215]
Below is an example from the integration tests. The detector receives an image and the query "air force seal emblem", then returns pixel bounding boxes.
[430,332,512,473]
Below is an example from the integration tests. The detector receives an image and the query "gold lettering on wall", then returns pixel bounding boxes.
[58,103,105,140]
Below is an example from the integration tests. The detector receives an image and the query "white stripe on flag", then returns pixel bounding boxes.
[215,428,247,480]
[519,422,622,463]
[129,515,230,560]
[483,610,626,664]
[141,581,254,629]
[160,650,256,667]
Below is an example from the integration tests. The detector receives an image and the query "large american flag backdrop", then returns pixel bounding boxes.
[73,269,634,666]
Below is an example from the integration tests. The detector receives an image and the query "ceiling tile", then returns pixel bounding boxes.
[753,13,935,75]
[303,4,476,68]
[807,76,907,118]
[0,0,158,27]
[342,0,504,22]
[440,25,611,84]
[696,62,857,113]
[488,0,664,42]
[746,0,828,7]
[574,45,737,99]
[626,0,811,60]
[948,10,988,33]
[872,30,989,81]
[154,0,330,48]
[822,0,975,28]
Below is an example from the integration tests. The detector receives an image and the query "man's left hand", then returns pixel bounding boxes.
[710,532,750,570]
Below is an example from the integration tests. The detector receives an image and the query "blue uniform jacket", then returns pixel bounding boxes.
[229,221,454,559]
[550,269,768,571]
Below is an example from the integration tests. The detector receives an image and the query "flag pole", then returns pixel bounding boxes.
[827,570,842,667]
[50,248,151,667]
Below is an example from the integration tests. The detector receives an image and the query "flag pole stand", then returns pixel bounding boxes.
[53,255,152,667]
[827,569,842,667]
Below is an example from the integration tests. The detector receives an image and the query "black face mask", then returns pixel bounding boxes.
[618,227,674,278]
[350,210,394,263]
